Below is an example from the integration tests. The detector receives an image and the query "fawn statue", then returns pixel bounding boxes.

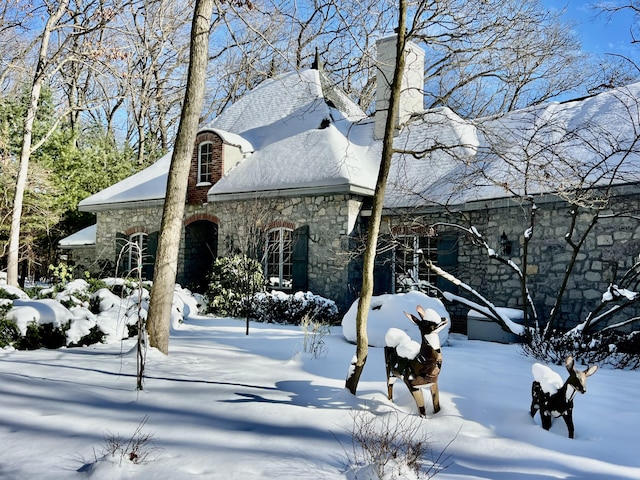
[530,355,598,438]
[384,305,448,416]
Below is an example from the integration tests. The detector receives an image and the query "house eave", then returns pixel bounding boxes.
[207,184,374,202]
[382,181,640,216]
[78,198,165,212]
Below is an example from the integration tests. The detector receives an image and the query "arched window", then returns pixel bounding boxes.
[127,232,148,274]
[198,141,213,184]
[265,227,293,289]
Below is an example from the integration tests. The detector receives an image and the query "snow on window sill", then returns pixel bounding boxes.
[196,182,212,187]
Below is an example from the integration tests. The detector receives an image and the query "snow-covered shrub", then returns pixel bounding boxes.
[0,304,20,348]
[301,313,330,358]
[16,320,69,350]
[0,286,23,300]
[205,254,264,317]
[523,328,640,369]
[253,290,339,325]
[345,410,444,480]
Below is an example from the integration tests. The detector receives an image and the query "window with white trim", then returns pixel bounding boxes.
[265,227,293,289]
[127,232,148,273]
[394,235,438,292]
[198,141,213,183]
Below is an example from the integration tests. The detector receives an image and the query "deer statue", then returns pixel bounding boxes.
[384,305,448,416]
[530,355,598,438]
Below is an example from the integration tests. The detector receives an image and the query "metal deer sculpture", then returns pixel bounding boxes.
[384,305,448,416]
[530,355,598,438]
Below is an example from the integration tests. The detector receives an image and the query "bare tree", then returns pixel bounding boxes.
[5,0,123,286]
[345,0,408,395]
[146,0,218,354]
[118,0,195,164]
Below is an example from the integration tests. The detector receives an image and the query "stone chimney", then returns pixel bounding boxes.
[374,35,425,140]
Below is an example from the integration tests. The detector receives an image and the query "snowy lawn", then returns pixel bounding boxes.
[1,314,639,479]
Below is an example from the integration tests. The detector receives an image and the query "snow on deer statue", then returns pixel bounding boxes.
[384,305,448,416]
[530,355,598,438]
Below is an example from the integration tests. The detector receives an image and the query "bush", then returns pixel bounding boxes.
[522,329,640,369]
[342,410,447,480]
[206,254,264,317]
[15,321,69,350]
[48,262,74,286]
[0,304,20,348]
[69,325,106,348]
[253,290,339,325]
[0,288,19,300]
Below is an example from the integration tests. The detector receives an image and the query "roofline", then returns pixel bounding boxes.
[383,181,640,215]
[59,243,96,249]
[78,198,165,212]
[208,184,374,202]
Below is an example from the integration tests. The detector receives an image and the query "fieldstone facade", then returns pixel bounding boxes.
[382,185,640,332]
[86,190,367,312]
[211,193,367,311]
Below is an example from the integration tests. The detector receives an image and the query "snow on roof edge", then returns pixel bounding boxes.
[59,224,97,248]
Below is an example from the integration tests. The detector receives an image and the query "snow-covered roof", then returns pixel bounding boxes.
[77,65,640,213]
[79,68,377,211]
[386,82,640,208]
[202,128,254,154]
[58,224,96,248]
[78,153,171,211]
[205,69,378,199]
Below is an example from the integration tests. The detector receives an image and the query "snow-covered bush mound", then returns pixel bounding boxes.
[0,284,30,300]
[341,291,450,347]
[8,298,77,336]
[253,290,339,325]
[2,279,200,349]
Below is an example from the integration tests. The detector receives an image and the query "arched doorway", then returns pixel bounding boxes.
[182,220,218,292]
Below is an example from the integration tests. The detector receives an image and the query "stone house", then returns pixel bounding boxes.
[62,37,640,331]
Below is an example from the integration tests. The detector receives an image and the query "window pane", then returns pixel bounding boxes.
[395,234,438,292]
[281,229,293,289]
[199,142,213,183]
[128,233,147,273]
[265,227,293,289]
[266,230,280,286]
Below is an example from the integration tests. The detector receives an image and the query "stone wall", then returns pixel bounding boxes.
[93,206,163,274]
[391,188,640,331]
[211,193,365,311]
[91,193,366,312]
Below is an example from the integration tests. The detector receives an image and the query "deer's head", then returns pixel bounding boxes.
[404,305,448,341]
[565,355,598,394]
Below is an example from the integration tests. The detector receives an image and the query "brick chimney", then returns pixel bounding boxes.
[374,35,425,140]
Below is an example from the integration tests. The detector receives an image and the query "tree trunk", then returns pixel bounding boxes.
[147,0,215,354]
[6,0,70,286]
[346,0,407,395]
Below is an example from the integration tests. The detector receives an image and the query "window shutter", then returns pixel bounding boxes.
[143,231,159,280]
[115,233,128,277]
[436,235,458,294]
[292,225,309,291]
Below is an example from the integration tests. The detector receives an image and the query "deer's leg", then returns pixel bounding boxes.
[387,376,397,401]
[563,411,575,439]
[540,410,553,431]
[530,382,541,418]
[430,383,440,413]
[406,381,426,416]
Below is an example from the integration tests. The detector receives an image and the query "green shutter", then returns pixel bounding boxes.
[115,232,128,277]
[292,225,309,291]
[436,235,458,294]
[143,231,159,280]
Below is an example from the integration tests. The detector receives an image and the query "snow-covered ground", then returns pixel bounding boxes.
[1,287,639,479]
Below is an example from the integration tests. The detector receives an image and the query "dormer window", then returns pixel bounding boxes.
[198,141,213,184]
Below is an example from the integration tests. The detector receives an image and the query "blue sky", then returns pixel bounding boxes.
[543,1,640,63]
